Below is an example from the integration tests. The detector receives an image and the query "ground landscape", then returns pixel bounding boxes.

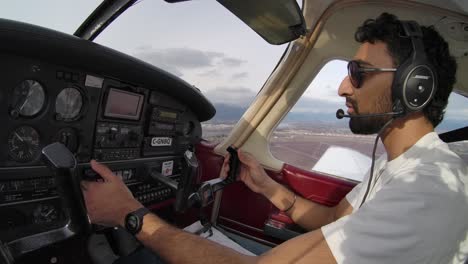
[202,121,467,177]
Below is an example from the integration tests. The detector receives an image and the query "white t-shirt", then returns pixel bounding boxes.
[321,132,468,264]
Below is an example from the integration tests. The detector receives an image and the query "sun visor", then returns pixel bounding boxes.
[216,0,306,45]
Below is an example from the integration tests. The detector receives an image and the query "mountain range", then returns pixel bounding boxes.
[208,103,465,132]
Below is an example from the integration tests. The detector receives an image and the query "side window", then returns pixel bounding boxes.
[436,93,468,163]
[271,60,468,181]
[270,60,384,182]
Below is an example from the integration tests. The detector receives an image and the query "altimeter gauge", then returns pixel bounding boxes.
[55,87,83,121]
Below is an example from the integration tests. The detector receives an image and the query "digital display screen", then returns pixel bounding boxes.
[159,110,178,119]
[155,122,174,131]
[104,88,144,120]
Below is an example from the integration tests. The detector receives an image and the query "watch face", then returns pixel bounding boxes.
[128,215,138,229]
[126,214,140,234]
[125,208,150,235]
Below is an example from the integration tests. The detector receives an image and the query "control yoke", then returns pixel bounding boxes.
[148,147,240,212]
[0,143,89,263]
[41,143,86,220]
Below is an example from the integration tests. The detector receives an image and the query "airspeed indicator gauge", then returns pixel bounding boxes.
[55,87,83,121]
[10,80,46,118]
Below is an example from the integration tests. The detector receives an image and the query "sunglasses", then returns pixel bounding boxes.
[347,60,397,88]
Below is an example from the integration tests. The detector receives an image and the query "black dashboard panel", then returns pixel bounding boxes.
[0,18,215,249]
[0,53,101,167]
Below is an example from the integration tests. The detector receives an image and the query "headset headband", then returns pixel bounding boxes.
[400,21,426,62]
[392,20,437,113]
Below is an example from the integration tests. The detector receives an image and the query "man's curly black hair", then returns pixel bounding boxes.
[354,12,457,127]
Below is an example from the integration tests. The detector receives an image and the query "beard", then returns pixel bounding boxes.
[348,94,393,135]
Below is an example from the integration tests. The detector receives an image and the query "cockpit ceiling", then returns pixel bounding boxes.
[302,0,468,96]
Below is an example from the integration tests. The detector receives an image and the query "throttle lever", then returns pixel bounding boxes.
[145,149,198,212]
[148,150,198,191]
[148,170,178,190]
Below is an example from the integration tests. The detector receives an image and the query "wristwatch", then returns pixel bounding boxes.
[124,207,151,235]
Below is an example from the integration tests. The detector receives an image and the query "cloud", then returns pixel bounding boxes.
[231,72,248,79]
[150,63,184,77]
[199,69,221,77]
[135,45,152,51]
[221,57,246,67]
[133,47,247,77]
[206,51,224,58]
[134,48,219,69]
[203,86,256,107]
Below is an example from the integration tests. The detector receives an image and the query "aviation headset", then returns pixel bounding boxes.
[391,21,438,115]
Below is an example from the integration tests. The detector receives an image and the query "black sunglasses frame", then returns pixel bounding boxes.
[347,60,397,88]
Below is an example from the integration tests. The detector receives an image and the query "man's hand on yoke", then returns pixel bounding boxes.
[81,160,142,227]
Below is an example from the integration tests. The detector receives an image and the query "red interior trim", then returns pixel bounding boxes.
[281,164,356,207]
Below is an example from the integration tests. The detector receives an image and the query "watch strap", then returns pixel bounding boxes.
[133,207,150,219]
[125,207,150,235]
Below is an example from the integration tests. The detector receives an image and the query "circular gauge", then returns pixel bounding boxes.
[55,87,83,120]
[8,126,41,163]
[54,128,79,153]
[33,204,59,224]
[183,121,195,136]
[10,80,46,117]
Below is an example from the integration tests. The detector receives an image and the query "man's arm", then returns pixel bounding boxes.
[133,212,335,264]
[133,213,255,264]
[227,151,353,231]
[263,180,353,230]
[82,160,338,264]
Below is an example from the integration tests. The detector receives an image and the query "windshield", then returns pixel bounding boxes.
[93,1,288,122]
[0,0,102,34]
[1,1,290,123]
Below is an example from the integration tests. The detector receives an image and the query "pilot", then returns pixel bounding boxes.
[82,13,468,263]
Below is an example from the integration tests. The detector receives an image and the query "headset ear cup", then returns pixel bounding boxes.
[402,65,436,111]
[392,21,438,114]
[393,64,436,113]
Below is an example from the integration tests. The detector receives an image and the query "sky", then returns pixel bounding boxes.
[1,0,466,130]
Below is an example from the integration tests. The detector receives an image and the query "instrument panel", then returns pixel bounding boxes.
[0,53,203,243]
[0,54,202,166]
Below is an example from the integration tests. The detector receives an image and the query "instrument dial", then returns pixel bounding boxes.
[183,121,195,136]
[55,87,83,120]
[54,128,79,153]
[33,204,59,224]
[10,80,46,117]
[8,126,41,163]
